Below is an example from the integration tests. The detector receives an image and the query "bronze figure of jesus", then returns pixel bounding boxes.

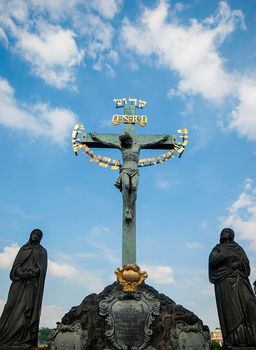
[91,132,168,222]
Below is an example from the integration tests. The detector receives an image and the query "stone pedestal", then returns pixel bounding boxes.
[50,282,211,350]
[99,289,160,349]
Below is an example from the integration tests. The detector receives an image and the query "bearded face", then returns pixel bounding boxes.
[120,134,133,148]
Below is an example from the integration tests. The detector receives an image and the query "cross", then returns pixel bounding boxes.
[72,98,188,266]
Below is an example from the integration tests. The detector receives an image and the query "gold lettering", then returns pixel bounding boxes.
[112,114,148,125]
[129,98,137,105]
[137,100,147,108]
[114,98,123,107]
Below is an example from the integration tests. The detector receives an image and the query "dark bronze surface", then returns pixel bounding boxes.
[0,229,47,348]
[209,228,256,348]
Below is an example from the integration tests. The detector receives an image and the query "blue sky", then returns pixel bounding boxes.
[0,0,256,331]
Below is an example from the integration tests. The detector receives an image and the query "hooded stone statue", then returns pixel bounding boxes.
[209,228,256,348]
[0,229,47,348]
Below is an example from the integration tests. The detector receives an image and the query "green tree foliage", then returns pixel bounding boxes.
[211,340,221,350]
[39,327,52,344]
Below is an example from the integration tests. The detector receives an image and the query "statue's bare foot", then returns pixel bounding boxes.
[125,208,132,222]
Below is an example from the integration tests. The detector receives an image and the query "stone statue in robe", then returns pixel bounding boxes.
[209,228,256,349]
[0,229,47,348]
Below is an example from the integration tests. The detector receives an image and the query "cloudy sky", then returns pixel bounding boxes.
[0,0,256,331]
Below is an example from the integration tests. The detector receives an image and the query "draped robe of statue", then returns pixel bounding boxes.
[0,230,47,347]
[209,229,256,347]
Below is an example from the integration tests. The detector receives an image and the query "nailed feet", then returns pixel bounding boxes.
[125,208,133,222]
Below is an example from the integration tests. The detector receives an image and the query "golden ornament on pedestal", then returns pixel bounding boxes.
[115,264,148,292]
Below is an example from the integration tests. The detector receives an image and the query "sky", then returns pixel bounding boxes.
[0,0,256,332]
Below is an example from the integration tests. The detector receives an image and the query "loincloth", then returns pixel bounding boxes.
[114,168,139,191]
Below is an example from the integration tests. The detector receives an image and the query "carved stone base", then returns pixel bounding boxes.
[99,290,160,349]
[49,322,88,350]
[170,321,210,349]
[51,282,210,350]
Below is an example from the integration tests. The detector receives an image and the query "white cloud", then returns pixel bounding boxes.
[92,49,119,76]
[48,260,104,292]
[0,300,65,328]
[10,208,38,220]
[77,13,114,56]
[221,178,256,250]
[48,260,77,279]
[229,77,256,141]
[142,264,175,285]
[0,244,19,269]
[0,0,119,87]
[91,243,119,264]
[0,77,77,146]
[0,244,104,293]
[200,285,215,297]
[16,24,84,89]
[30,0,122,22]
[121,1,256,142]
[0,27,8,46]
[184,301,197,308]
[30,0,78,21]
[251,265,256,284]
[91,0,122,19]
[0,1,84,89]
[156,178,170,189]
[0,0,29,29]
[0,299,5,316]
[40,304,66,328]
[88,226,119,264]
[121,1,243,101]
[155,173,172,190]
[186,242,203,249]
[89,225,110,238]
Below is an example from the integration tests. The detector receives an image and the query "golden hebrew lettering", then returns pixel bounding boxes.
[138,100,147,108]
[114,98,123,106]
[128,98,137,104]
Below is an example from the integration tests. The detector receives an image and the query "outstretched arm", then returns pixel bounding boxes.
[90,133,120,148]
[140,135,168,148]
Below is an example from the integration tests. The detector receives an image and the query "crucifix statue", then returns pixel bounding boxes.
[91,130,168,221]
[72,98,188,267]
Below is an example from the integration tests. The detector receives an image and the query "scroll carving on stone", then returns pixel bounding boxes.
[49,322,88,350]
[169,321,211,350]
